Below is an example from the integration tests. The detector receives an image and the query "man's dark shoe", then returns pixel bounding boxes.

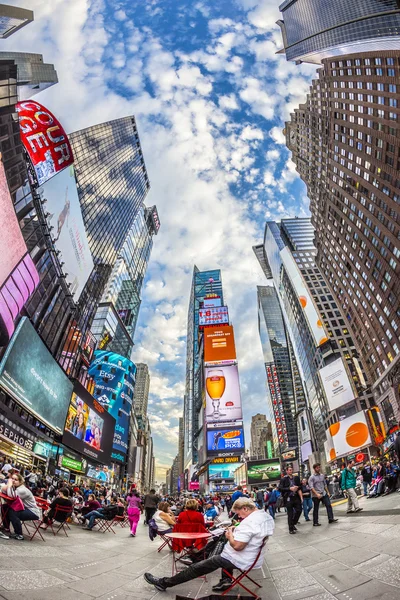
[212,580,232,592]
[329,519,338,523]
[355,508,363,513]
[313,523,321,526]
[144,573,167,591]
[289,530,296,534]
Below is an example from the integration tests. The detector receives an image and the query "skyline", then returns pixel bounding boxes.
[3,0,319,480]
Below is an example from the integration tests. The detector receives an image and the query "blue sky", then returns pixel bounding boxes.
[5,0,318,480]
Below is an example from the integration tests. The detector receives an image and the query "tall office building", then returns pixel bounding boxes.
[133,363,150,420]
[184,267,224,469]
[250,414,273,459]
[286,51,400,423]
[0,53,58,99]
[0,4,33,38]
[277,0,400,64]
[257,286,301,453]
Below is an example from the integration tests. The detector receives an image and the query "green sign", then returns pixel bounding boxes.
[61,456,83,471]
[266,440,273,459]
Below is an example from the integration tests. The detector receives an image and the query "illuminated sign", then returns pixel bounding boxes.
[366,407,386,446]
[207,427,245,456]
[98,330,112,350]
[319,358,356,412]
[247,459,281,484]
[211,456,241,464]
[199,306,229,327]
[205,364,243,424]
[204,295,222,308]
[204,326,237,365]
[266,364,288,447]
[16,100,74,186]
[325,410,372,461]
[150,205,160,234]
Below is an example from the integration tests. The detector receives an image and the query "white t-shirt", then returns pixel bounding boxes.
[221,510,274,570]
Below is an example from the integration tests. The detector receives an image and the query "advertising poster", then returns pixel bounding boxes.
[86,463,113,484]
[208,462,241,481]
[63,380,115,464]
[88,351,136,458]
[0,317,73,432]
[301,441,313,463]
[199,306,229,327]
[205,364,243,423]
[207,427,245,456]
[39,167,94,300]
[326,411,372,460]
[319,358,355,412]
[280,246,328,347]
[366,407,386,446]
[247,459,281,484]
[16,100,74,186]
[204,325,237,365]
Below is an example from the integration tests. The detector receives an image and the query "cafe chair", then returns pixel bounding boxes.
[220,536,268,599]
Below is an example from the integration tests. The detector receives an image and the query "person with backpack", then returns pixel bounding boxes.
[266,486,278,519]
[341,460,363,513]
[254,487,264,509]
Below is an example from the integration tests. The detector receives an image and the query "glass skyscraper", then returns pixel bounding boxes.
[278,0,400,63]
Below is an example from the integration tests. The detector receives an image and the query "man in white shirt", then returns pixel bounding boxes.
[144,497,274,592]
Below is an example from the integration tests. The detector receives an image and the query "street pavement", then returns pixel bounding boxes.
[0,492,400,600]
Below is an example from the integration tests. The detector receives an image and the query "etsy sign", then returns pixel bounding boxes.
[16,101,74,185]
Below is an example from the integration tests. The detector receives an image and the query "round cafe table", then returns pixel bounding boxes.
[164,532,212,575]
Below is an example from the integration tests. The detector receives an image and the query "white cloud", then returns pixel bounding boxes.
[219,94,239,110]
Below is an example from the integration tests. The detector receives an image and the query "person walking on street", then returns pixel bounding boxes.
[361,462,372,496]
[341,460,363,514]
[279,466,303,534]
[231,485,245,503]
[143,489,160,525]
[301,478,313,521]
[308,463,338,526]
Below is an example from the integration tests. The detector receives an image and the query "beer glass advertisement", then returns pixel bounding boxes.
[205,365,243,423]
[247,459,281,484]
[207,427,245,456]
[204,326,237,365]
[63,380,115,464]
[0,317,73,432]
[38,166,94,301]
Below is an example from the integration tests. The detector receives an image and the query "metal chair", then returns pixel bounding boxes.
[220,536,269,599]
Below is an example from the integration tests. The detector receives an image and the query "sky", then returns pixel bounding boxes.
[4,0,318,481]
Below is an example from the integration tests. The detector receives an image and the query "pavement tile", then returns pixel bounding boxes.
[64,571,132,597]
[334,531,377,549]
[305,558,343,573]
[355,553,392,573]
[373,537,400,557]
[281,591,335,600]
[0,589,93,600]
[353,522,394,535]
[0,570,65,590]
[265,550,298,571]
[335,579,400,600]
[359,555,400,588]
[272,566,318,593]
[378,524,400,539]
[311,539,349,554]
[288,546,332,568]
[327,546,380,567]
[311,564,371,593]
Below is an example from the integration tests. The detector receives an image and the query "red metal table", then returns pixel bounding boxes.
[164,532,212,575]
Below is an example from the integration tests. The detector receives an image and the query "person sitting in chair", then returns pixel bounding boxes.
[144,497,274,593]
[82,497,119,531]
[40,487,73,530]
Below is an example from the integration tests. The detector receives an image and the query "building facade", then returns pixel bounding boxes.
[0,4,33,38]
[250,413,273,459]
[133,363,150,421]
[0,52,58,99]
[278,0,400,64]
[286,51,400,423]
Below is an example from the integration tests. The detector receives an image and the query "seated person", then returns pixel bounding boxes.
[144,497,274,593]
[0,473,40,541]
[81,493,102,517]
[82,497,119,530]
[154,501,176,534]
[204,502,218,522]
[40,487,73,529]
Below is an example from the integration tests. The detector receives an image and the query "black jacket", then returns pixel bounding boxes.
[394,432,400,461]
[279,475,302,504]
[103,504,120,519]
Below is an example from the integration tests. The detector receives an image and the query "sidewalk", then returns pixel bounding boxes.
[0,492,399,600]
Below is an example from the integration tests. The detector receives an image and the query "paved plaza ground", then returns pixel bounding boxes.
[0,492,400,600]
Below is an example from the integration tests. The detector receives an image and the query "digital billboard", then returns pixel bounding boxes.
[204,326,237,365]
[0,161,39,343]
[63,380,115,464]
[301,441,313,463]
[209,462,241,481]
[205,364,243,423]
[39,167,93,300]
[325,410,372,461]
[88,350,136,457]
[199,306,229,327]
[16,100,74,186]
[0,317,73,432]
[366,407,386,446]
[247,459,281,484]
[86,463,114,484]
[319,358,355,412]
[207,427,245,456]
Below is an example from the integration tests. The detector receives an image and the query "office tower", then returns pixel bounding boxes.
[257,286,301,453]
[184,267,223,469]
[277,0,400,64]
[0,4,33,38]
[0,53,57,99]
[286,51,400,422]
[178,417,184,481]
[250,414,273,459]
[133,363,150,420]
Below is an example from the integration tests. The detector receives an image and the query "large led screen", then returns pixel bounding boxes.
[247,459,281,484]
[319,358,355,412]
[325,410,372,461]
[88,350,136,457]
[207,427,245,456]
[204,326,237,365]
[199,306,229,327]
[39,167,93,300]
[205,364,243,423]
[63,380,115,464]
[16,100,74,186]
[208,462,241,481]
[0,317,73,432]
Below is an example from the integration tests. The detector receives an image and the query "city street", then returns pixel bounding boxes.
[0,494,399,600]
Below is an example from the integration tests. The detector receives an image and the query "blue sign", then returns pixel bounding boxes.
[88,351,136,458]
[207,428,245,455]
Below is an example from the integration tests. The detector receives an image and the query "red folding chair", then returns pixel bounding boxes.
[47,506,74,537]
[157,532,172,552]
[97,516,118,534]
[220,536,268,599]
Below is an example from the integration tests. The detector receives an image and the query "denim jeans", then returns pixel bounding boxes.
[84,509,106,529]
[303,497,313,520]
[268,504,276,519]
[160,554,235,587]
[1,506,39,535]
[363,481,369,496]
[312,495,334,524]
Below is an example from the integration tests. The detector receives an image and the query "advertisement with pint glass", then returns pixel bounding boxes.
[205,364,243,423]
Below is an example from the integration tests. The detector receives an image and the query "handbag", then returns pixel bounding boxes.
[8,495,24,512]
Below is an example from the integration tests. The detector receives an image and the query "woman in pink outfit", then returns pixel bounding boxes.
[126,490,142,537]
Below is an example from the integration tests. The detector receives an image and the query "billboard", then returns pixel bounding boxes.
[301,441,313,463]
[204,296,222,308]
[319,358,356,412]
[280,246,328,347]
[199,305,229,327]
[207,427,245,456]
[247,459,281,484]
[63,380,115,464]
[209,462,241,481]
[39,167,93,300]
[0,317,73,432]
[325,411,372,461]
[205,364,242,423]
[86,463,113,484]
[204,326,237,365]
[366,407,386,446]
[16,100,74,186]
[88,350,136,457]
[0,161,39,343]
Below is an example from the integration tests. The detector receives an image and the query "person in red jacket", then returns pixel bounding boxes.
[173,499,208,552]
